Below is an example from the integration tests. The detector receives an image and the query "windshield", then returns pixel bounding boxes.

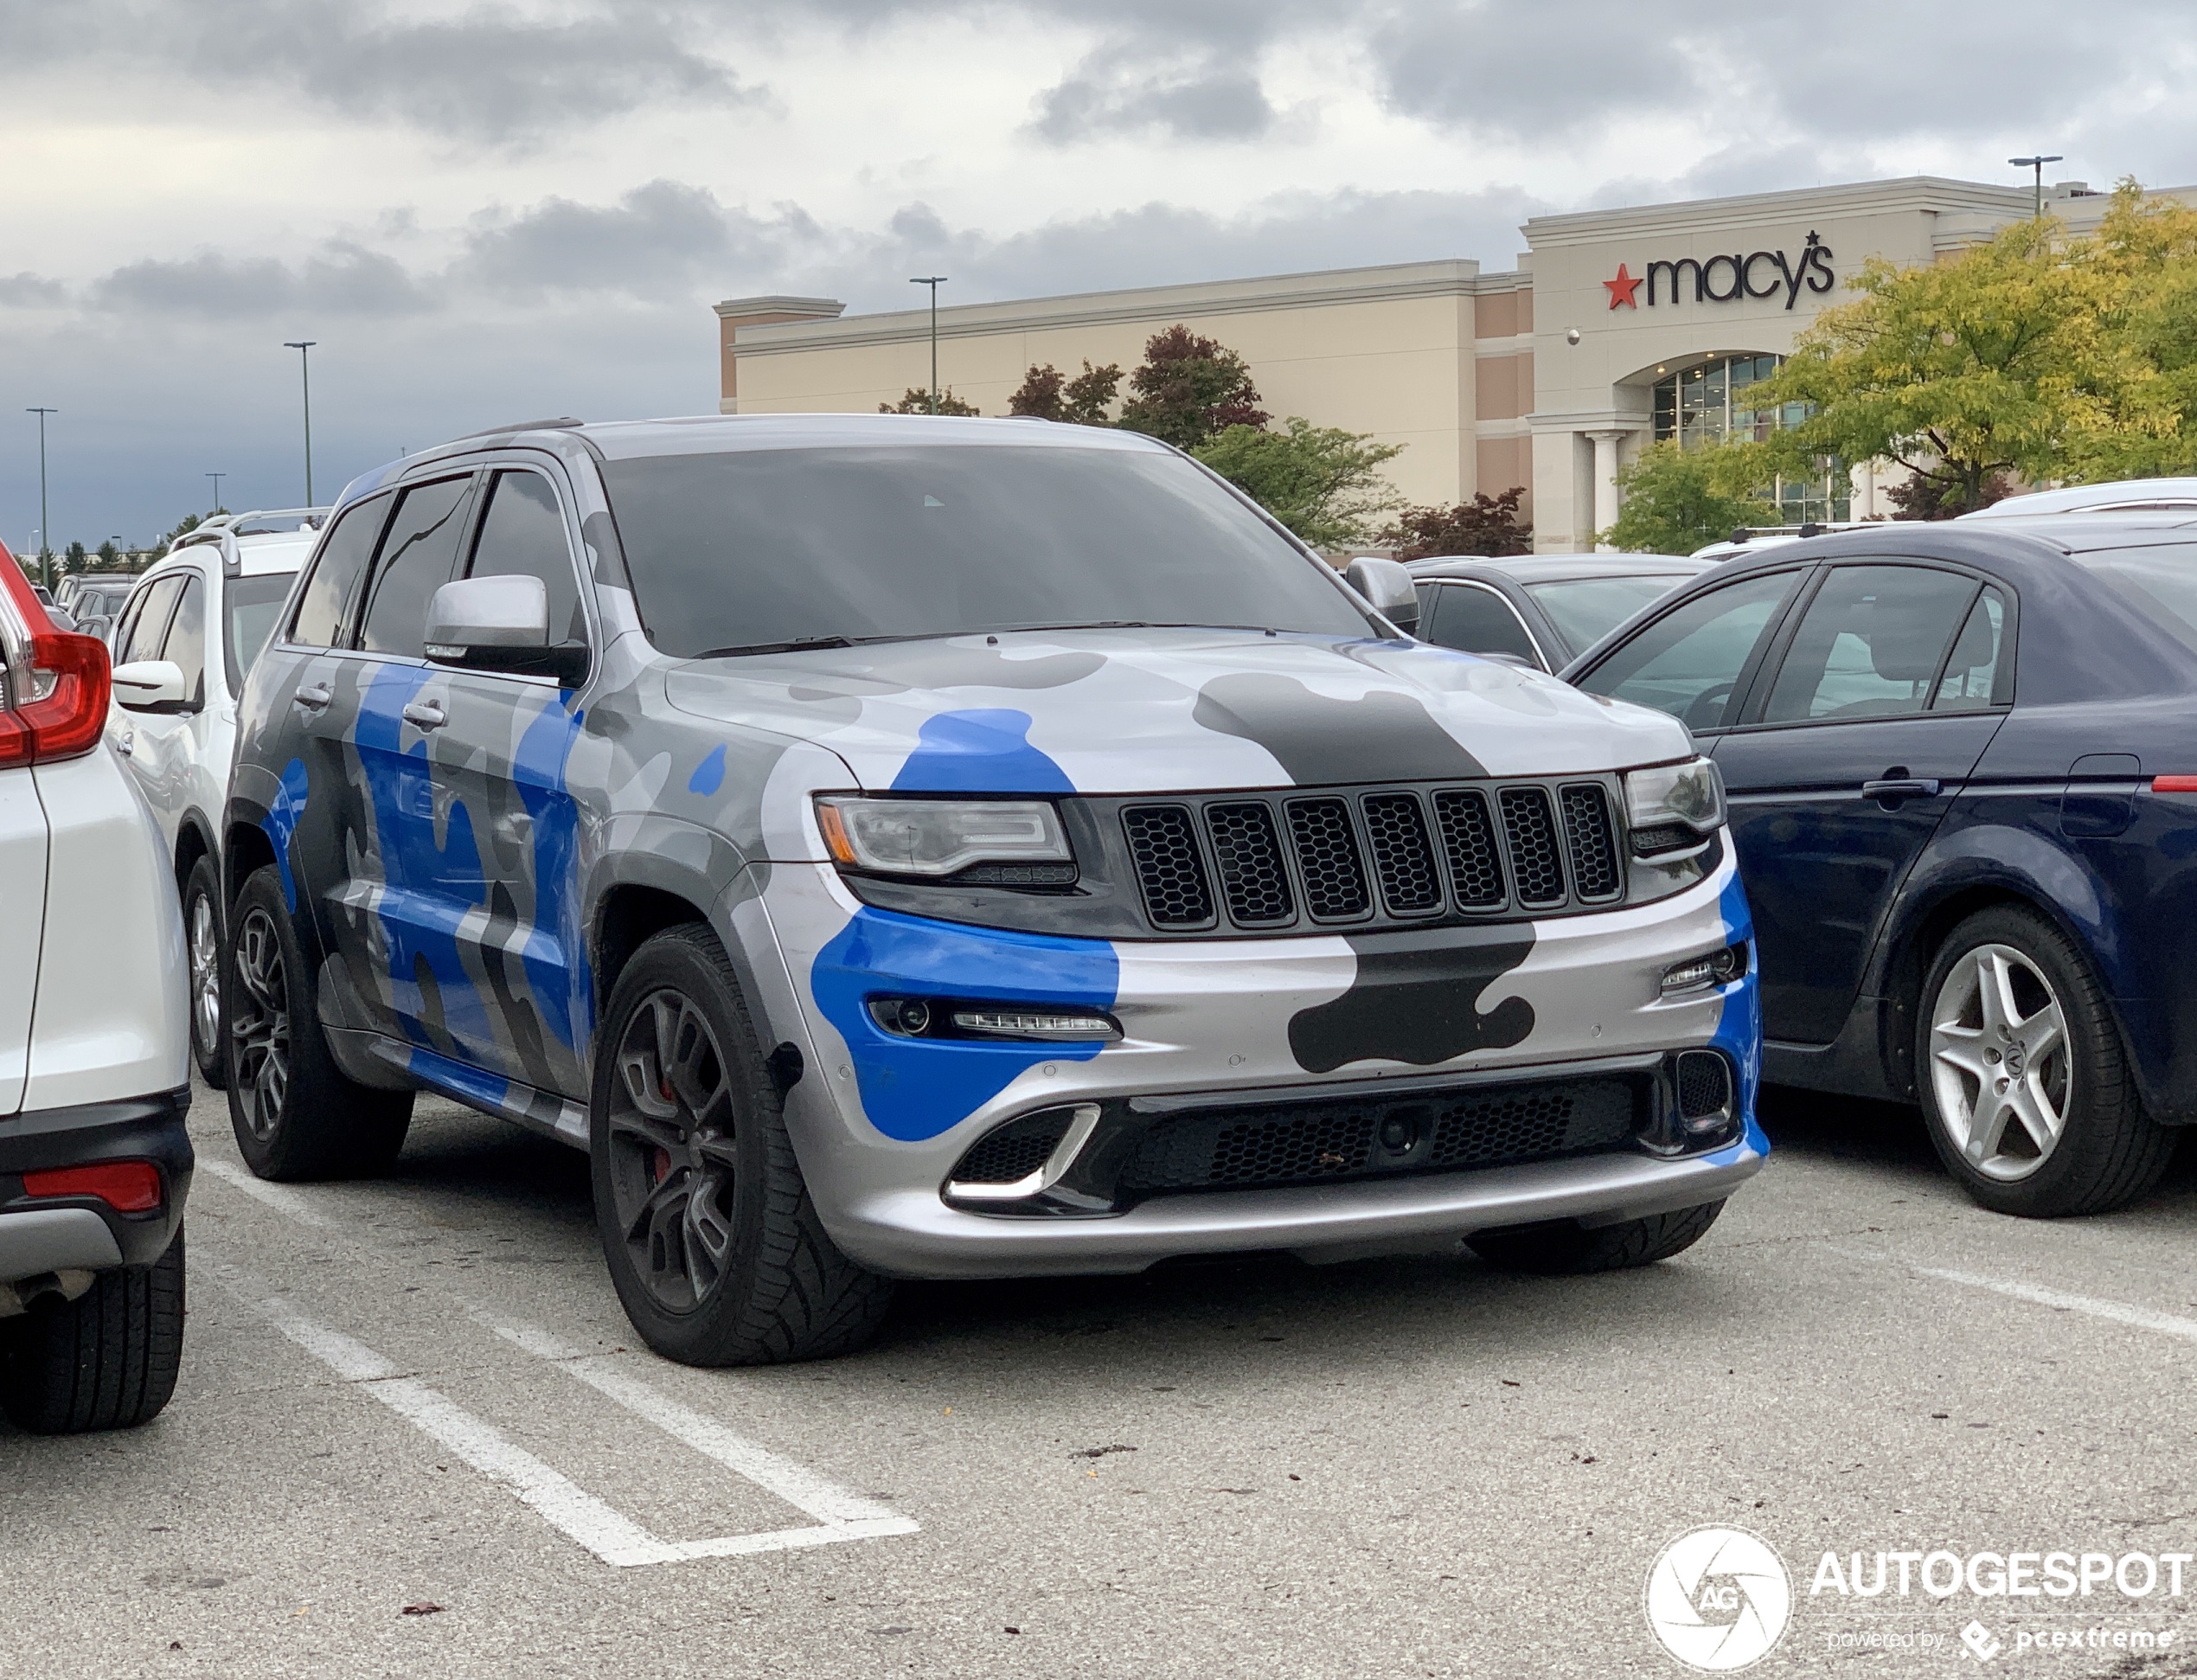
[600,444,1372,658]
[2068,545,2197,654]
[225,571,297,695]
[1523,576,1688,652]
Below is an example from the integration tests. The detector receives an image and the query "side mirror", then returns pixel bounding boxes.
[1344,555,1420,635]
[425,575,588,687]
[112,658,189,714]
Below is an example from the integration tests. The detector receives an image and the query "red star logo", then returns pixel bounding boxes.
[1604,263,1643,310]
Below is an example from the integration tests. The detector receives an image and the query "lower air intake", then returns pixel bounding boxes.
[1675,1050,1734,1119]
[951,1112,1073,1184]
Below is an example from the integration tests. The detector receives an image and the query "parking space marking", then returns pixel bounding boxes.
[195,1160,921,1566]
[1907,1263,2197,1346]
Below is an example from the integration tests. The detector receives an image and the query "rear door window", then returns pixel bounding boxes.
[466,470,586,647]
[1758,565,1981,723]
[160,574,208,709]
[118,574,185,667]
[290,494,391,649]
[1933,587,2009,710]
[359,477,478,658]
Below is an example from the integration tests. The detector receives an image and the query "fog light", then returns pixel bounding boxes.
[1661,943,1747,994]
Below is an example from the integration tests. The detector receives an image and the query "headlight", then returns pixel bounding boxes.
[816,796,1073,879]
[1623,758,1725,856]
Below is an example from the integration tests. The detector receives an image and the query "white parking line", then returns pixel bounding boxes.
[195,1158,920,1566]
[1906,1263,2197,1345]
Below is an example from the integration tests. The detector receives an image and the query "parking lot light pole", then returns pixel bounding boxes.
[2008,155,2064,221]
[26,407,56,591]
[283,340,317,505]
[207,471,226,513]
[908,278,946,414]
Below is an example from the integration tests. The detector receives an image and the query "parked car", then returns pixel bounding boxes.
[106,512,317,1087]
[54,571,137,615]
[1959,478,2197,520]
[67,578,137,644]
[0,546,192,1432]
[1407,553,1710,670]
[1562,514,2197,1217]
[224,414,1763,1365]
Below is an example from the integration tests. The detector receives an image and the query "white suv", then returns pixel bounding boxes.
[107,510,319,1086]
[0,548,192,1433]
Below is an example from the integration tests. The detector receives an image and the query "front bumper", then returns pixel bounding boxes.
[0,1087,194,1283]
[829,1125,1767,1279]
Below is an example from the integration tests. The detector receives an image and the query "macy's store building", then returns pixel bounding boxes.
[714,176,2166,552]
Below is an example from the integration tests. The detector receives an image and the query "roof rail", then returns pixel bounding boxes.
[452,416,586,440]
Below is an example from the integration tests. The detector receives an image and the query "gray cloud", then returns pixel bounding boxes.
[0,0,747,144]
[0,273,67,308]
[1034,48,1276,143]
[88,241,432,319]
[459,180,781,298]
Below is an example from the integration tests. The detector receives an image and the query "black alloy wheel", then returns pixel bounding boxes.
[228,901,291,1143]
[604,988,744,1316]
[185,856,227,1088]
[590,924,894,1366]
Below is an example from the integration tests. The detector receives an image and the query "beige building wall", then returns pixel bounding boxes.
[722,262,1511,514]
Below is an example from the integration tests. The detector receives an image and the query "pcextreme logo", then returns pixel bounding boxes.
[1646,1526,1794,1671]
[1605,232,1836,311]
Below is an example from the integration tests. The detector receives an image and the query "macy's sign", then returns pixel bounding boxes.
[1605,231,1836,311]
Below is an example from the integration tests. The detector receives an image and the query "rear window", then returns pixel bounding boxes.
[2069,544,2197,654]
[599,444,1370,659]
[1522,576,1688,653]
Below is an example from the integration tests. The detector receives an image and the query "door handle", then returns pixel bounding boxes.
[400,698,448,731]
[293,683,334,714]
[1861,778,1941,804]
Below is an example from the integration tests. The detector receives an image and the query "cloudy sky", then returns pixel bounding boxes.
[4,0,2195,549]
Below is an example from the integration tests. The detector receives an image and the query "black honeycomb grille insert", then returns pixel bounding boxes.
[951,1113,1073,1184]
[1205,801,1293,924]
[1675,1050,1733,1119]
[1123,805,1213,927]
[1499,785,1565,906]
[1560,785,1622,901]
[1432,789,1505,907]
[1361,793,1442,914]
[1285,798,1370,920]
[1116,1076,1641,1197]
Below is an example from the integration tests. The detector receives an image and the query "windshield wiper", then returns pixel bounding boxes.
[690,635,860,658]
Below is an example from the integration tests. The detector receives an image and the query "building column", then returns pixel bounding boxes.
[1586,430,1629,551]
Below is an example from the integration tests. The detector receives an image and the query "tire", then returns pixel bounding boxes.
[591,924,894,1367]
[1467,1200,1726,1275]
[1916,905,2173,1217]
[184,856,227,1089]
[223,864,413,1181]
[0,1227,186,1433]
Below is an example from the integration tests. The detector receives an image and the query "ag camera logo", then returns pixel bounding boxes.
[1646,1526,1793,1670]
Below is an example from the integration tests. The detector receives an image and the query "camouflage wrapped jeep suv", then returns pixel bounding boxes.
[223,414,1764,1365]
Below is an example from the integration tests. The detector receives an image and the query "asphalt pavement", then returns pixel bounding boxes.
[10,1078,2197,1679]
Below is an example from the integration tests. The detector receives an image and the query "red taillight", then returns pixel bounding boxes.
[22,1161,163,1213]
[2151,776,2197,793]
[11,630,112,763]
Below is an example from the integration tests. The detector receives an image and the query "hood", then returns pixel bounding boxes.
[663,628,1692,795]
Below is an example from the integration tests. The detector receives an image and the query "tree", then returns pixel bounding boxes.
[1747,215,2117,515]
[96,539,121,566]
[62,540,88,574]
[1193,419,1405,550]
[1118,325,1268,449]
[1008,360,1123,424]
[880,388,980,416]
[1884,470,2010,521]
[2067,181,2197,478]
[1380,490,1533,558]
[1603,442,1770,554]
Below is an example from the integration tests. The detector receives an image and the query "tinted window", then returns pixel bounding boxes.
[1424,583,1540,662]
[1579,570,1798,730]
[467,471,585,645]
[118,574,185,667]
[1934,587,2008,710]
[1523,576,1688,654]
[291,495,389,648]
[2069,544,2197,654]
[360,477,477,657]
[161,574,207,708]
[1761,565,1978,724]
[600,444,1370,659]
[225,573,298,696]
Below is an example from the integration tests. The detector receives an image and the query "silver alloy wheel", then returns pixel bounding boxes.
[189,888,222,1062]
[1928,941,2072,1181]
[230,907,291,1141]
[606,988,740,1315]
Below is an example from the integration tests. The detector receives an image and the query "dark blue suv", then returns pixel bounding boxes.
[1566,515,2197,1217]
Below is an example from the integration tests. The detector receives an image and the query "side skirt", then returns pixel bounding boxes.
[322,1024,590,1149]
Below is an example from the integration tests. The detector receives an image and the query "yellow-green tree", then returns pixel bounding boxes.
[2073,183,2197,478]
[1750,216,2119,513]
[1602,441,1771,554]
